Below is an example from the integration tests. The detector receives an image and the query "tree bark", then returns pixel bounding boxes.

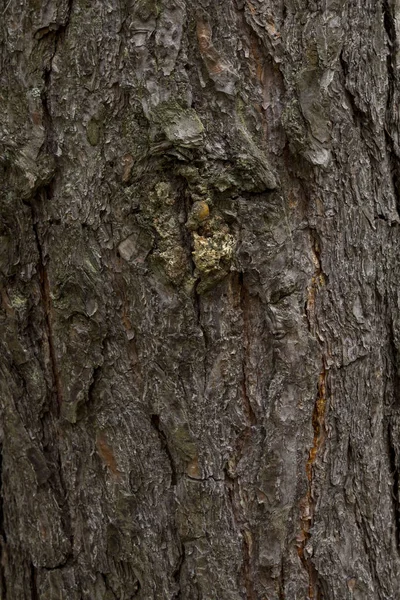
[1,0,400,598]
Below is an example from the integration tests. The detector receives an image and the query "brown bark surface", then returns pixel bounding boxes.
[1,0,400,598]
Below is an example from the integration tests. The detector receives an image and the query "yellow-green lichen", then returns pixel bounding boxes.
[87,118,102,146]
[192,230,235,293]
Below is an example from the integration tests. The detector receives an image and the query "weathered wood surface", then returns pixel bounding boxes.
[1,0,400,598]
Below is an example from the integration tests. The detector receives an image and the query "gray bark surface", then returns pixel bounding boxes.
[1,0,400,598]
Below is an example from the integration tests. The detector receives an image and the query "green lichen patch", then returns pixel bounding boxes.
[87,117,102,146]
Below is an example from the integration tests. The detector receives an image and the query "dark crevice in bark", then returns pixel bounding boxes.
[298,362,326,600]
[339,51,368,128]
[99,574,117,600]
[86,363,103,415]
[0,447,7,600]
[192,285,208,364]
[28,191,63,414]
[382,0,400,218]
[41,69,57,157]
[172,542,185,599]
[41,555,73,572]
[241,528,256,600]
[384,131,400,219]
[36,0,74,53]
[278,557,285,600]
[239,271,257,426]
[220,272,258,599]
[38,0,74,157]
[382,0,397,61]
[388,321,400,407]
[30,563,39,600]
[26,192,74,559]
[150,415,177,486]
[305,229,326,335]
[388,424,400,551]
[300,229,328,599]
[83,358,106,427]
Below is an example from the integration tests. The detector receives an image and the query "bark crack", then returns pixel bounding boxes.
[30,562,39,600]
[300,230,328,599]
[172,542,185,599]
[222,272,257,599]
[298,363,326,600]
[29,191,63,414]
[150,414,177,486]
[239,272,257,427]
[388,423,400,551]
[305,230,326,334]
[382,0,400,219]
[27,193,74,559]
[0,447,7,600]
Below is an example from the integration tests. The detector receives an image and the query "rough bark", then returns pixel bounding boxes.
[1,0,400,598]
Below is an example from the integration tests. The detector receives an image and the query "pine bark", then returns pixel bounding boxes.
[1,0,400,598]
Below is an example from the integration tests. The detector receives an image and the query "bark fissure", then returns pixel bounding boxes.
[0,447,7,600]
[300,231,328,599]
[30,562,39,600]
[87,364,103,411]
[150,414,177,486]
[339,52,366,126]
[382,0,400,219]
[305,230,326,335]
[28,194,74,557]
[298,363,326,600]
[278,557,285,600]
[239,273,257,427]
[225,271,257,600]
[241,528,256,600]
[29,193,63,413]
[388,424,400,551]
[172,542,185,599]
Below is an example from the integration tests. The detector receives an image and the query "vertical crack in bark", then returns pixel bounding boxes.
[387,319,400,552]
[0,447,7,600]
[305,231,326,334]
[300,231,328,599]
[278,557,285,600]
[239,271,257,427]
[150,415,177,486]
[29,192,63,414]
[30,562,39,600]
[241,528,256,600]
[298,363,326,600]
[28,193,74,559]
[339,51,365,128]
[388,423,400,550]
[172,541,185,599]
[225,272,257,599]
[223,273,257,598]
[382,0,400,218]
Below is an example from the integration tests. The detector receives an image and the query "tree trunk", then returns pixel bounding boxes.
[1,0,400,598]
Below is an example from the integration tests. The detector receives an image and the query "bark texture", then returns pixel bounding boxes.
[1,0,400,598]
